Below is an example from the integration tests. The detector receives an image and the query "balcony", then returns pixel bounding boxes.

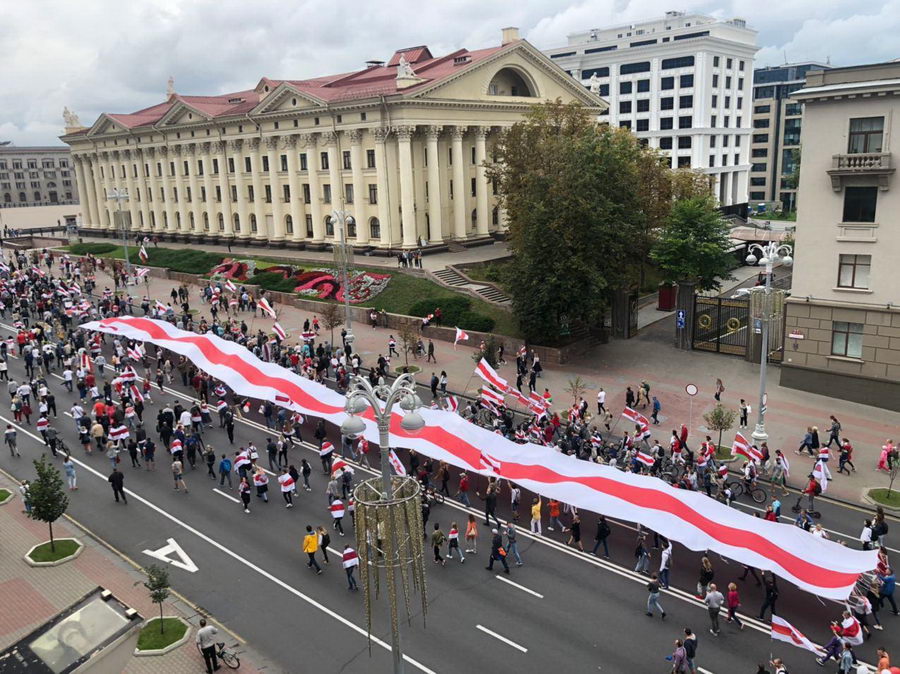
[828,152,894,191]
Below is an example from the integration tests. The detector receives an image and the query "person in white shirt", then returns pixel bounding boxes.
[597,388,606,414]
[195,618,219,673]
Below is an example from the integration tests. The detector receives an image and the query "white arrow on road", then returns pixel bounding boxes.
[142,538,199,573]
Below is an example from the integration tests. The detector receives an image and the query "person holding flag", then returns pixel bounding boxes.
[454,327,469,348]
[816,610,863,666]
[138,244,149,264]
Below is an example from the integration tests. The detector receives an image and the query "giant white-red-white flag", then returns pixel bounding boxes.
[770,615,823,654]
[454,327,469,346]
[474,358,508,392]
[622,407,651,439]
[732,432,763,462]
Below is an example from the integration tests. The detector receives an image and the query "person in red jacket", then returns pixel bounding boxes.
[455,472,470,507]
[725,582,744,629]
[801,476,820,512]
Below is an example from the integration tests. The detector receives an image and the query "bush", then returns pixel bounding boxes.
[69,242,117,255]
[408,296,494,332]
[457,312,495,332]
[253,271,301,293]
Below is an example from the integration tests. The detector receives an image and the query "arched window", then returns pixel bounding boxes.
[250,214,257,232]
[487,67,537,97]
[285,214,293,234]
[369,217,381,240]
[49,191,58,203]
[18,192,26,202]
[3,193,10,203]
[218,213,224,232]
[233,213,240,232]
[471,208,477,230]
[325,215,334,236]
[47,181,56,188]
[34,191,41,202]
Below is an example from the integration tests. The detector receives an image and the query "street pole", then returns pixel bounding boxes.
[332,209,355,349]
[108,187,131,278]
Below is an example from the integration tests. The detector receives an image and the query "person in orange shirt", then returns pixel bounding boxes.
[547,499,568,532]
[876,646,890,671]
[464,514,479,554]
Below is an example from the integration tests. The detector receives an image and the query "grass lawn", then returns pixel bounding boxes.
[0,488,10,501]
[868,488,900,508]
[136,618,188,651]
[28,539,79,562]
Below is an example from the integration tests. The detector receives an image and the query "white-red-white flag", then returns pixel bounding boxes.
[474,358,508,392]
[258,297,276,318]
[454,327,469,346]
[481,386,505,407]
[507,388,529,407]
[770,615,823,654]
[127,346,143,361]
[139,245,149,263]
[444,395,459,413]
[622,407,651,439]
[636,450,655,467]
[136,267,150,279]
[319,441,334,457]
[731,432,763,462]
[388,449,406,475]
[154,300,168,314]
[812,459,831,493]
[129,384,144,403]
[225,279,237,293]
[80,352,93,373]
[272,322,287,341]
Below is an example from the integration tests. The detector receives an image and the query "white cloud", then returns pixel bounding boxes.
[1,0,896,146]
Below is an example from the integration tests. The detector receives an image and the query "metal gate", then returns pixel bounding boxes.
[692,296,749,356]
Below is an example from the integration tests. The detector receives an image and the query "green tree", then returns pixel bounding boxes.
[28,456,68,552]
[143,564,171,633]
[488,101,649,344]
[651,196,735,292]
[471,335,501,369]
[319,302,344,346]
[703,404,737,455]
[397,323,418,367]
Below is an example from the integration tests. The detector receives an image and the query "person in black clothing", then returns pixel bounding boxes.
[225,415,235,444]
[481,484,501,528]
[108,468,126,503]
[486,529,510,574]
[592,515,611,557]
[758,575,778,620]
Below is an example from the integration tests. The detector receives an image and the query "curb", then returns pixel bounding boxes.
[860,488,900,516]
[0,490,12,506]
[24,538,84,567]
[134,616,192,656]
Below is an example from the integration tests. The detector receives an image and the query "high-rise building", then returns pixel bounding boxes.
[749,62,830,212]
[0,146,78,208]
[544,11,757,205]
[781,61,900,410]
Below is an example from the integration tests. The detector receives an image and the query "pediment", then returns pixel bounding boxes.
[86,114,129,137]
[250,83,325,115]
[157,101,212,126]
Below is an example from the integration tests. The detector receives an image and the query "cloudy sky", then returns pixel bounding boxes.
[3,0,898,147]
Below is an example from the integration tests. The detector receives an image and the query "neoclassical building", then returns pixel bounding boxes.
[62,28,605,250]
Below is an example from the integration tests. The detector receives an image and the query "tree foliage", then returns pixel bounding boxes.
[489,100,711,343]
[703,403,737,453]
[143,564,171,633]
[29,456,68,552]
[651,196,735,291]
[319,303,343,346]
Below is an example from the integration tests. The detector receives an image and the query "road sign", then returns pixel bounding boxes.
[788,331,805,340]
[143,538,198,573]
[685,384,698,396]
[676,309,686,329]
[754,318,762,334]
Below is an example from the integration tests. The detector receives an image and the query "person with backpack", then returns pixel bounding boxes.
[682,628,698,673]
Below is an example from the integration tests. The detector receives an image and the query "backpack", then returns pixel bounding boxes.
[683,638,696,658]
[814,482,822,496]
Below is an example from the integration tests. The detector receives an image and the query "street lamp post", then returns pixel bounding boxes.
[340,373,426,674]
[331,209,355,350]
[107,187,132,277]
[742,240,793,443]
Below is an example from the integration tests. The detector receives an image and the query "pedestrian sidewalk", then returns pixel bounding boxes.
[0,472,267,674]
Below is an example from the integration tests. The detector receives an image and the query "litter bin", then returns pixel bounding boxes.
[657,283,676,311]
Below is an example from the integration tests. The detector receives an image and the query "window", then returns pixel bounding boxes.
[228,157,235,173]
[620,81,633,95]
[637,99,650,112]
[750,191,765,200]
[246,186,253,202]
[281,155,288,172]
[262,156,269,172]
[712,74,719,87]
[726,58,733,69]
[215,185,222,202]
[677,156,691,168]
[285,215,293,234]
[637,79,650,93]
[848,117,884,153]
[660,97,674,110]
[368,184,378,204]
[300,153,308,171]
[323,184,331,203]
[712,95,718,107]
[751,163,766,173]
[726,76,732,89]
[661,76,674,90]
[283,184,291,202]
[661,55,695,69]
[636,119,649,132]
[345,184,354,204]
[305,215,314,237]
[679,95,693,108]
[325,216,334,236]
[212,158,219,174]
[710,135,716,147]
[678,136,692,149]
[366,149,376,168]
[342,151,351,170]
[679,74,694,88]
[230,185,237,202]
[244,157,251,173]
[784,103,801,116]
[750,177,766,186]
[678,116,692,129]
[619,101,632,114]
[200,186,206,202]
[724,96,731,108]
[753,133,768,143]
[739,60,745,71]
[598,84,610,96]
[752,148,768,158]
[582,67,610,78]
[753,119,770,129]
[620,61,651,75]
[842,186,877,222]
[369,217,381,239]
[320,152,329,170]
[302,184,311,203]
[837,254,871,289]
[660,117,674,130]
[709,155,716,167]
[831,321,864,359]
[619,120,632,130]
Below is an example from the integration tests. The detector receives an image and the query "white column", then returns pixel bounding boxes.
[214,141,234,238]
[425,125,443,244]
[200,142,216,237]
[92,153,109,229]
[474,126,489,237]
[185,143,203,235]
[135,150,152,233]
[396,125,417,248]
[325,132,341,240]
[82,155,101,228]
[143,148,162,233]
[247,138,266,240]
[302,133,325,243]
[174,146,192,234]
[349,129,368,245]
[265,136,285,243]
[122,150,140,234]
[451,126,467,240]
[373,127,392,247]
[72,156,90,227]
[100,151,116,231]
[283,135,303,244]
[157,148,176,233]
[230,140,249,239]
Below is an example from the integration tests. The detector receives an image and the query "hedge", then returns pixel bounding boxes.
[69,242,118,255]
[408,296,495,332]
[252,270,301,293]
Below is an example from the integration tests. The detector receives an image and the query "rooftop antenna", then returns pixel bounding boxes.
[826,55,831,65]
[783,50,787,65]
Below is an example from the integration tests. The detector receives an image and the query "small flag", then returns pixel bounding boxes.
[258,297,276,318]
[154,300,168,314]
[731,432,763,462]
[770,615,823,654]
[225,279,237,293]
[138,244,149,263]
[481,386,505,407]
[622,407,651,439]
[272,322,287,341]
[129,384,144,402]
[388,449,406,475]
[474,358,508,392]
[454,327,469,345]
[136,267,150,279]
[127,346,143,361]
[812,459,831,493]
[444,395,459,413]
[636,450,655,467]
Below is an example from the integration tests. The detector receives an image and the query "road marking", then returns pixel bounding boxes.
[213,488,240,503]
[142,537,199,573]
[475,624,528,653]
[0,413,437,674]
[496,574,543,599]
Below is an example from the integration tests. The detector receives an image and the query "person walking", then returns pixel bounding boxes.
[591,515,610,558]
[447,522,465,563]
[758,575,779,621]
[670,639,689,673]
[659,540,673,589]
[646,572,666,619]
[825,415,842,448]
[303,525,323,574]
[567,515,584,552]
[4,424,19,457]
[317,526,331,566]
[278,468,295,508]
[195,618,219,674]
[342,545,359,591]
[683,629,698,674]
[738,399,750,429]
[696,556,714,598]
[714,378,725,402]
[63,454,77,491]
[634,534,651,574]
[465,514,478,554]
[505,521,523,566]
[485,528,510,574]
[530,497,542,535]
[108,468,126,504]
[238,476,251,513]
[171,459,188,493]
[725,582,744,629]
[704,583,725,636]
[218,454,233,488]
[431,523,446,566]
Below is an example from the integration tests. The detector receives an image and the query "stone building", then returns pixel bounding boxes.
[0,145,78,208]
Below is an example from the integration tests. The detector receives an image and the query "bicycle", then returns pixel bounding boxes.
[727,479,767,504]
[203,642,240,669]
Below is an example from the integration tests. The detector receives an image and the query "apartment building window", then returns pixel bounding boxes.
[842,186,877,222]
[725,76,732,88]
[713,56,720,67]
[661,97,674,110]
[726,58,733,69]
[783,118,802,145]
[848,117,884,153]
[368,184,378,204]
[784,103,802,116]
[754,119,770,129]
[300,153,308,170]
[678,116,692,129]
[752,148,767,158]
[751,163,766,173]
[709,155,716,168]
[620,81,632,94]
[679,74,694,88]
[712,74,719,87]
[366,149,376,168]
[619,101,632,114]
[710,135,716,148]
[661,55,695,69]
[660,117,674,130]
[620,61,651,75]
[636,119,650,132]
[739,60,745,71]
[620,120,632,130]
[637,79,650,92]
[677,156,691,168]
[320,152,329,170]
[678,137,692,149]
[283,185,290,202]
[711,115,717,127]
[637,99,650,112]
[831,321,864,359]
[750,191,765,200]
[679,95,693,108]
[837,254,871,289]
[661,76,674,90]
[342,151,352,170]
[712,95,718,107]
[323,184,331,203]
[738,78,744,90]
[750,177,766,186]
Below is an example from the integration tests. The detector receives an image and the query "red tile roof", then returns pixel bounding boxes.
[87,42,512,130]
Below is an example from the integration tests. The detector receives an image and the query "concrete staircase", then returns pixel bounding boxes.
[431,266,511,306]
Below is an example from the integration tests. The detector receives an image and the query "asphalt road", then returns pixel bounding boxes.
[0,323,897,674]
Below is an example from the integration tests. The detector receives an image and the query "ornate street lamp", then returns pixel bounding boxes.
[331,209,355,349]
[341,373,427,674]
[107,187,132,276]
[739,240,793,443]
